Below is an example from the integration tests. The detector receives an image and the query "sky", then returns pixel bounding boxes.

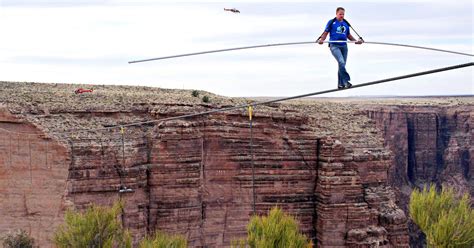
[0,0,472,97]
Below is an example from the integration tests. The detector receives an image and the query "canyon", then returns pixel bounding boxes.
[0,82,472,247]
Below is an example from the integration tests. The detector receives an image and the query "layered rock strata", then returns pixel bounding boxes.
[365,102,473,246]
[11,83,474,247]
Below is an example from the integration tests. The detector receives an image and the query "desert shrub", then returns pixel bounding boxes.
[53,200,131,248]
[245,206,312,248]
[2,229,36,248]
[410,184,474,247]
[138,231,187,248]
[230,238,246,248]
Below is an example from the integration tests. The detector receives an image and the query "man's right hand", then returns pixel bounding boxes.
[317,39,324,45]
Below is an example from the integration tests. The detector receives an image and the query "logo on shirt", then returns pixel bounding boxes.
[336,25,346,34]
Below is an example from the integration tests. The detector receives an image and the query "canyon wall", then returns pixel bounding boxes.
[1,102,409,247]
[0,107,70,247]
[6,83,471,247]
[366,103,473,246]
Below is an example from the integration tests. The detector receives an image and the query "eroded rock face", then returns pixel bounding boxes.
[0,108,70,248]
[16,83,474,247]
[366,103,473,247]
[315,138,408,247]
[1,110,408,247]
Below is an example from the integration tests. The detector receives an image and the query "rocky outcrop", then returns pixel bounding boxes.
[315,138,408,247]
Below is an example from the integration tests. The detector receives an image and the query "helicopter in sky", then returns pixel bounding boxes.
[224,8,240,13]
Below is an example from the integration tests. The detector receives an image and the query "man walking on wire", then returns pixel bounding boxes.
[317,7,363,89]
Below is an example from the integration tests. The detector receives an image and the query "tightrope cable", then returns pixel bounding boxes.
[128,41,473,63]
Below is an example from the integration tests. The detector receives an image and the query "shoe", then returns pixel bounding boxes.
[345,82,352,88]
[338,85,344,89]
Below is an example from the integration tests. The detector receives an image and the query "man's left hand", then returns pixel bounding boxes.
[355,39,364,45]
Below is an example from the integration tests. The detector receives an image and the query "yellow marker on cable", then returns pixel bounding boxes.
[248,106,253,121]
[120,126,125,134]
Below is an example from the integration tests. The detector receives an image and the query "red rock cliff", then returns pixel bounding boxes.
[10,84,470,247]
[366,101,473,246]
[0,105,70,247]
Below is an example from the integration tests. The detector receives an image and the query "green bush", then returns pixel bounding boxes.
[409,185,474,247]
[53,200,132,248]
[191,90,199,97]
[2,229,36,248]
[138,231,187,248]
[245,206,312,248]
[230,238,246,248]
[202,95,210,103]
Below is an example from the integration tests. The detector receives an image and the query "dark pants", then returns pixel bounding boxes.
[330,45,350,87]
